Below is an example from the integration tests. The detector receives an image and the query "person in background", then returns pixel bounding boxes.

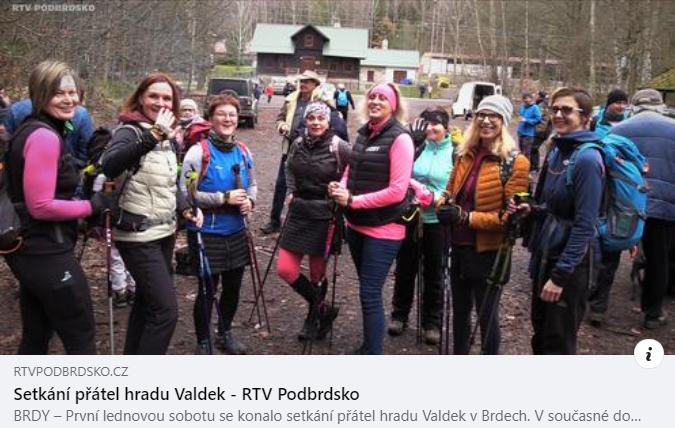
[611,89,675,329]
[334,83,355,122]
[329,83,413,355]
[173,98,205,162]
[531,90,551,172]
[388,107,455,344]
[265,85,274,103]
[521,87,604,354]
[517,91,542,164]
[4,61,111,354]
[591,88,629,138]
[4,96,94,169]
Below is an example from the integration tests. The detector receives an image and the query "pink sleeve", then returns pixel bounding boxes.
[350,134,414,210]
[339,166,350,188]
[410,178,434,208]
[23,129,93,221]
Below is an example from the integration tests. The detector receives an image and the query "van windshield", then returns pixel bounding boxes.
[209,80,249,96]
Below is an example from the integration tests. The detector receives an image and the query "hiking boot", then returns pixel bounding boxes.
[644,315,668,330]
[588,311,605,328]
[387,319,408,336]
[423,327,441,345]
[290,275,321,341]
[194,340,220,355]
[219,330,247,355]
[260,221,281,235]
[113,291,128,309]
[316,304,340,340]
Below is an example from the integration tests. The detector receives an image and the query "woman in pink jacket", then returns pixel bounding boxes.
[329,83,414,354]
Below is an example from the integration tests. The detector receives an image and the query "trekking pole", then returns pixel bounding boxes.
[186,168,229,355]
[415,209,424,345]
[247,211,291,324]
[103,181,115,355]
[232,164,271,334]
[438,227,451,355]
[77,225,90,262]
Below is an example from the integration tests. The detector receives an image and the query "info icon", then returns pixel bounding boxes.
[634,339,664,369]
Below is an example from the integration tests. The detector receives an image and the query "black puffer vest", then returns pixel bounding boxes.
[8,117,80,255]
[346,117,410,226]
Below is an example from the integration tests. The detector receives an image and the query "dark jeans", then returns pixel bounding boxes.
[347,227,402,355]
[193,267,245,342]
[392,222,446,329]
[642,218,675,320]
[450,246,501,355]
[117,235,178,355]
[588,250,621,315]
[7,251,96,355]
[519,136,534,162]
[269,154,288,226]
[338,106,349,123]
[530,137,545,171]
[531,255,590,355]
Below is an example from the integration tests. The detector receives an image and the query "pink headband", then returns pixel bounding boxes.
[370,84,398,112]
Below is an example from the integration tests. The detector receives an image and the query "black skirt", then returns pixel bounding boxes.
[281,216,332,256]
[184,229,250,276]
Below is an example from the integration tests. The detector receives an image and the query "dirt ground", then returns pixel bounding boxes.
[1,94,673,355]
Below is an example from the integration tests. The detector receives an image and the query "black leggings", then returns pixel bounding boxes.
[117,236,177,355]
[6,251,96,355]
[193,267,245,342]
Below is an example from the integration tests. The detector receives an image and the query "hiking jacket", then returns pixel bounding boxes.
[517,103,542,137]
[592,107,629,139]
[413,134,454,224]
[612,111,675,221]
[444,148,529,252]
[527,130,605,288]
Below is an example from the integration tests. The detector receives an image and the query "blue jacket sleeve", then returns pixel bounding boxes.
[550,149,604,287]
[73,107,94,163]
[525,105,542,125]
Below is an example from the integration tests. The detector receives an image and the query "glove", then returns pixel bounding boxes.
[152,108,175,139]
[277,122,290,136]
[436,203,469,226]
[409,118,428,159]
[89,192,114,216]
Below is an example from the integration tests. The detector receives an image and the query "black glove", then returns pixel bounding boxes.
[409,118,428,159]
[436,203,469,226]
[89,192,114,216]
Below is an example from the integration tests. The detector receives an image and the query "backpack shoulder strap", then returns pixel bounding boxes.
[199,139,211,183]
[566,142,603,186]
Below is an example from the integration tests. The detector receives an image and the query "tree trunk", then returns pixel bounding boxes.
[472,0,487,75]
[489,0,498,82]
[589,0,596,95]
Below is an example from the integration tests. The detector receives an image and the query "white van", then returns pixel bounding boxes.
[451,82,502,120]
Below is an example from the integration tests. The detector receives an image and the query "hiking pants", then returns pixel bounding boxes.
[588,250,621,315]
[642,218,675,320]
[6,251,96,355]
[193,267,245,342]
[269,154,288,226]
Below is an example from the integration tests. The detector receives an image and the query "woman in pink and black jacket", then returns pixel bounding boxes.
[329,83,414,355]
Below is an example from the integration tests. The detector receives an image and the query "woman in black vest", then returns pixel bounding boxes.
[277,102,350,342]
[329,83,414,354]
[5,61,110,354]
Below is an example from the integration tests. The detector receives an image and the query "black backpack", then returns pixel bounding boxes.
[0,130,22,254]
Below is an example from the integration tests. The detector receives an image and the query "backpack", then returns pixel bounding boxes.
[336,90,349,107]
[0,131,22,254]
[566,133,649,252]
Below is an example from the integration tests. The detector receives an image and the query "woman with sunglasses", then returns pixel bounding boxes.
[437,95,529,355]
[519,87,604,354]
[328,83,413,355]
[388,107,455,345]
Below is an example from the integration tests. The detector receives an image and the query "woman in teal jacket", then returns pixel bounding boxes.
[388,107,454,344]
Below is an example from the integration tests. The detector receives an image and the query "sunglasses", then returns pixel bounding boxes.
[549,106,584,116]
[475,112,502,123]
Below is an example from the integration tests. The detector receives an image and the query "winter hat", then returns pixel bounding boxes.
[606,88,628,107]
[304,102,331,122]
[369,84,398,112]
[421,108,450,129]
[631,88,664,106]
[477,95,513,126]
[181,99,198,111]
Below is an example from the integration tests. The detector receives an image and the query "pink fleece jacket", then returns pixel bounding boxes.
[340,132,414,240]
[23,128,92,221]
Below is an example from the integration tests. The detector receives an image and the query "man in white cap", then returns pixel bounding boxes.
[261,70,348,234]
[610,89,675,329]
[333,82,355,122]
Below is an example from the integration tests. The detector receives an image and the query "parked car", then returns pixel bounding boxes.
[451,81,502,120]
[206,77,258,128]
[271,77,289,95]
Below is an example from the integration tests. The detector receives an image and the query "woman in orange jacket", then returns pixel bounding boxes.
[437,95,529,354]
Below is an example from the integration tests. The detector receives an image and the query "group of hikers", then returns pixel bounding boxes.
[1,60,674,356]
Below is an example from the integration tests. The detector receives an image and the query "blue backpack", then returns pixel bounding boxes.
[567,133,649,252]
[336,90,349,107]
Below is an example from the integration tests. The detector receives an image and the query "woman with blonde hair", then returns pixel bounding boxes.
[328,82,413,354]
[437,95,529,354]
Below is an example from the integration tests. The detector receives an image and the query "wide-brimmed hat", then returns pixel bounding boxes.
[298,70,321,85]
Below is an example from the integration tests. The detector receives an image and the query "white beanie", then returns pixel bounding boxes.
[477,95,513,126]
[181,98,198,111]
